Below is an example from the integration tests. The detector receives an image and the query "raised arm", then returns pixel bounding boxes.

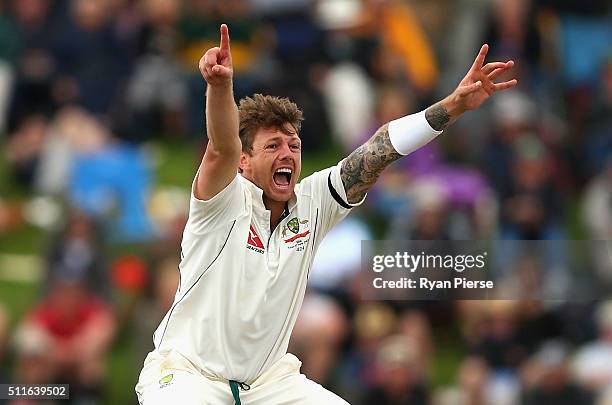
[341,44,517,203]
[195,24,241,200]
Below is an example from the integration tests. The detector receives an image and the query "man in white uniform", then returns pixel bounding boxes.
[135,24,517,404]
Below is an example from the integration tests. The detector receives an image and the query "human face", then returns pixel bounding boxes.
[240,126,302,203]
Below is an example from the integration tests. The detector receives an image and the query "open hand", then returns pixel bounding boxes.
[199,24,233,86]
[452,44,517,112]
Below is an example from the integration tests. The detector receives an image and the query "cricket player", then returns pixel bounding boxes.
[135,24,516,404]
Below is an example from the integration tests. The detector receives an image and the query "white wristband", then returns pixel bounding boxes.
[387,110,443,156]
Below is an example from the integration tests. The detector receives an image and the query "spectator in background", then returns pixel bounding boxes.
[321,56,374,153]
[483,0,541,68]
[44,211,109,300]
[132,254,178,369]
[335,303,398,402]
[356,86,415,221]
[573,301,612,393]
[388,181,450,240]
[369,86,495,239]
[435,355,519,405]
[398,310,434,371]
[290,293,349,389]
[469,301,526,372]
[4,114,49,189]
[522,341,593,405]
[253,0,332,152]
[501,135,563,240]
[454,301,526,403]
[16,272,115,404]
[178,0,267,138]
[51,0,131,114]
[120,0,188,142]
[6,0,56,129]
[362,334,430,405]
[483,89,537,199]
[147,185,189,244]
[553,2,612,90]
[308,214,372,293]
[0,1,20,133]
[582,159,612,287]
[599,387,612,405]
[0,196,24,235]
[51,107,155,241]
[345,0,439,94]
[11,322,54,395]
[584,58,612,177]
[179,0,259,78]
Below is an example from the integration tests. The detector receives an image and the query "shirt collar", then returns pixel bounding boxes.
[240,174,298,213]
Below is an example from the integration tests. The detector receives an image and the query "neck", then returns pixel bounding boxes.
[263,195,286,231]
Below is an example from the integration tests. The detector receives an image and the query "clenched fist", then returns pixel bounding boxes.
[199,24,233,86]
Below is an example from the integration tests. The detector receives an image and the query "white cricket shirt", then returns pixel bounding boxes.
[150,161,363,383]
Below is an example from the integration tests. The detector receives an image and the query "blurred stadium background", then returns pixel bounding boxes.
[0,0,611,404]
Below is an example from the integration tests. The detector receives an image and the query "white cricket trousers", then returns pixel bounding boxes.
[135,350,350,405]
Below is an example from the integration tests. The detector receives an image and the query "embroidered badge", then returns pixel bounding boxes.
[287,218,300,234]
[283,218,311,250]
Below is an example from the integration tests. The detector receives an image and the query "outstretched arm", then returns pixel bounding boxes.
[195,24,241,201]
[341,44,517,203]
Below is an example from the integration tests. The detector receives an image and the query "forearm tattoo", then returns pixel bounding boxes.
[425,103,451,131]
[340,123,402,204]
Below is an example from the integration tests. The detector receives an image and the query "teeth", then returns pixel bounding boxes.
[276,168,292,174]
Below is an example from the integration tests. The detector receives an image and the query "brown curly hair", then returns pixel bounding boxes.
[238,94,304,154]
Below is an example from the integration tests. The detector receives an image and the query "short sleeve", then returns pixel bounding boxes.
[299,160,365,245]
[327,159,366,209]
[186,172,247,234]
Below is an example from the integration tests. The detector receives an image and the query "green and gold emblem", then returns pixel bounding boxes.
[287,218,300,234]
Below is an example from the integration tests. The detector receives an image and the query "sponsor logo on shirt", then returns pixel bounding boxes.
[159,374,174,388]
[247,225,265,254]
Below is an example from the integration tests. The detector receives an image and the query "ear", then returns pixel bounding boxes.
[239,152,249,174]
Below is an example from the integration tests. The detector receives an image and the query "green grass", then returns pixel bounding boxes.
[106,330,137,404]
[431,324,464,387]
[152,140,201,189]
[301,143,345,178]
[0,224,47,254]
[0,281,40,328]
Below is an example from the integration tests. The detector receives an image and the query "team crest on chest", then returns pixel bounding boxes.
[282,218,310,250]
[287,218,300,234]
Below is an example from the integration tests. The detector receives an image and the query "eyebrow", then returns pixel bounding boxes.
[264,136,301,144]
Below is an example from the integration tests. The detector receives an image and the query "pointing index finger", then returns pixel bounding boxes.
[220,24,230,53]
[470,44,489,73]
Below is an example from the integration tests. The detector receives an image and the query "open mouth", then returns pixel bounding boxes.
[273,167,292,188]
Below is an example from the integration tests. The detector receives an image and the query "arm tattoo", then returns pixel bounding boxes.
[425,102,451,131]
[340,123,402,204]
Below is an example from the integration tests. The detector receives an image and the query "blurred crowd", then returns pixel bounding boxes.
[0,0,611,404]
